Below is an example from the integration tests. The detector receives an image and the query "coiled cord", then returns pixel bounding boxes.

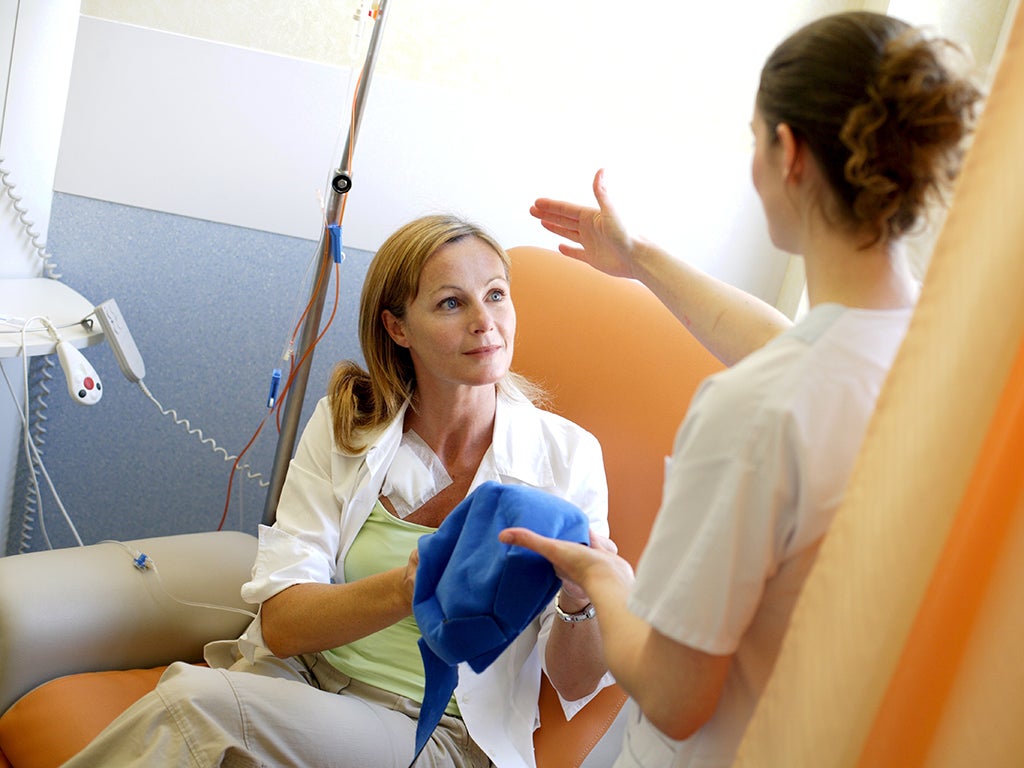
[14,356,57,552]
[0,157,64,551]
[0,156,61,279]
[136,380,268,488]
[2,325,85,552]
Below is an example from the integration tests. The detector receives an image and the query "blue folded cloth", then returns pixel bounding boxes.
[411,481,590,762]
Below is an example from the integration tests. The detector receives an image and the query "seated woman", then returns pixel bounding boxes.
[64,215,614,768]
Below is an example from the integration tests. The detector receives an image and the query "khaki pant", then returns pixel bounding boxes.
[61,642,491,768]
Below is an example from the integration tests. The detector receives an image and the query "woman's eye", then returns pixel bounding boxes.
[488,289,505,302]
[439,297,459,310]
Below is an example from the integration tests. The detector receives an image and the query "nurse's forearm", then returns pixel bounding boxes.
[629,238,791,366]
[586,583,731,741]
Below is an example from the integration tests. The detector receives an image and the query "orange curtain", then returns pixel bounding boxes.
[857,339,1024,767]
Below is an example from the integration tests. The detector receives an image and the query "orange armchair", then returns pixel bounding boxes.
[0,246,722,768]
[511,246,723,766]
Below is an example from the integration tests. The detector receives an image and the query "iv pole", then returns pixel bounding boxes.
[262,0,391,525]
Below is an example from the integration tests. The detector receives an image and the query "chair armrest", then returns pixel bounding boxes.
[535,678,627,768]
[0,530,257,713]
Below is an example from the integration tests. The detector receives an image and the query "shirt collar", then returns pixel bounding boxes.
[362,392,555,489]
[362,400,411,479]
[488,392,555,488]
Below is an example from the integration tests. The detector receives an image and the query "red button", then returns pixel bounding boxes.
[84,377,95,390]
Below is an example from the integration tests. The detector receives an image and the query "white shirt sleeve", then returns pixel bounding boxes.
[241,398,348,605]
[532,415,615,716]
[629,373,799,656]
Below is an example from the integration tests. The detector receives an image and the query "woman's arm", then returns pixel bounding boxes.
[542,532,615,701]
[531,169,791,366]
[534,425,613,701]
[249,400,422,659]
[260,548,418,659]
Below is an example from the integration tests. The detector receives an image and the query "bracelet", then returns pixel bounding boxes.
[555,599,596,623]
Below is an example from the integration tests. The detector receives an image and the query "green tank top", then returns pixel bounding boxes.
[322,500,460,716]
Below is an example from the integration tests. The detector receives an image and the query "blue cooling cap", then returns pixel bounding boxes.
[410,481,590,762]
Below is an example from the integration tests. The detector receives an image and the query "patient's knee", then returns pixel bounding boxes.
[156,662,238,717]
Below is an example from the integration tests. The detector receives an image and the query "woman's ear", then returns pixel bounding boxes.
[382,310,410,348]
[776,123,803,183]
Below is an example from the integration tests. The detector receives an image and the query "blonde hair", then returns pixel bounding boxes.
[328,214,541,452]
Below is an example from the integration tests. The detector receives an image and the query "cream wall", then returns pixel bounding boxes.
[69,1,801,301]
[73,0,1016,300]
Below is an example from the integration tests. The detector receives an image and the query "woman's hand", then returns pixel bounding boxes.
[401,546,419,607]
[530,169,639,280]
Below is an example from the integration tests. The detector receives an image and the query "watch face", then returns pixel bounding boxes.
[557,602,596,622]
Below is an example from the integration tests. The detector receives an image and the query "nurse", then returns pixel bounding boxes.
[502,11,982,768]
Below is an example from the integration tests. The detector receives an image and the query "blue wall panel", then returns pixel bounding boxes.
[6,194,370,553]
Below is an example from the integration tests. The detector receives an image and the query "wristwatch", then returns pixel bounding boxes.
[555,599,597,623]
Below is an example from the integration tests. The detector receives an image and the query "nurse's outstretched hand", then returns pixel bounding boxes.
[499,526,634,606]
[530,169,638,280]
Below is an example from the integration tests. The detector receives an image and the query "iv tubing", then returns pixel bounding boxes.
[261,0,390,526]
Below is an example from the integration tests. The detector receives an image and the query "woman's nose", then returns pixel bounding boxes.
[470,303,494,333]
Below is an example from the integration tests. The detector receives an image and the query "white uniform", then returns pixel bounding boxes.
[239,391,613,768]
[616,303,914,768]
[65,391,611,768]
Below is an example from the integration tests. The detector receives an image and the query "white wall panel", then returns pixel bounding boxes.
[53,15,791,302]
[55,17,349,242]
[0,0,82,555]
